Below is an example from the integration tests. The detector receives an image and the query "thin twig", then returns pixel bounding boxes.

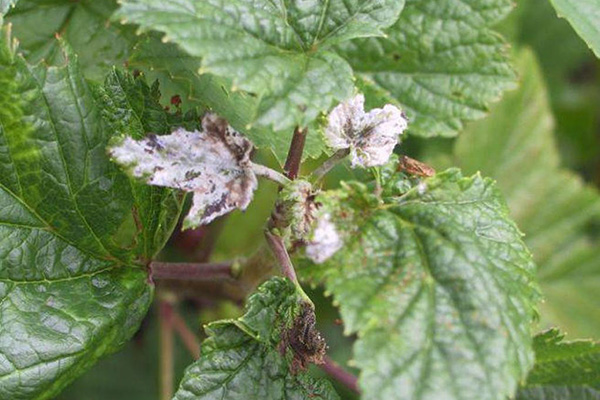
[172,309,201,359]
[150,261,234,282]
[251,163,291,186]
[159,300,175,400]
[320,356,360,395]
[283,126,307,179]
[311,148,350,182]
[264,126,307,285]
[264,231,298,284]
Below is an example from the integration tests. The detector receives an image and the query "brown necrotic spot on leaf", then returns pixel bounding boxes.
[281,301,327,373]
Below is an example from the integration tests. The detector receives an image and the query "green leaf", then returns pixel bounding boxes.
[515,0,600,169]
[173,277,339,400]
[526,329,600,387]
[517,386,600,400]
[301,169,539,400]
[127,35,326,163]
[455,49,600,338]
[0,23,180,399]
[115,0,404,133]
[547,0,600,58]
[515,329,600,399]
[340,0,517,137]
[5,0,137,80]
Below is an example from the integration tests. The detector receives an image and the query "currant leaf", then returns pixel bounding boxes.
[547,0,600,58]
[455,49,600,338]
[173,277,338,400]
[515,329,600,400]
[0,24,180,399]
[340,0,516,137]
[301,168,539,400]
[127,35,327,163]
[5,0,137,80]
[115,0,405,133]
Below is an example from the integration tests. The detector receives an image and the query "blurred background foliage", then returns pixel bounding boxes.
[33,0,598,398]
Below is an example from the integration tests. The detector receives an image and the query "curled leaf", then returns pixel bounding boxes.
[108,114,257,229]
[325,94,408,168]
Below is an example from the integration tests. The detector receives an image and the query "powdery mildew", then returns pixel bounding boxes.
[305,213,343,264]
[324,94,408,168]
[109,114,257,229]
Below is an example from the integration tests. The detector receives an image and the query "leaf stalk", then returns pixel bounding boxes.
[251,163,292,186]
[311,148,350,182]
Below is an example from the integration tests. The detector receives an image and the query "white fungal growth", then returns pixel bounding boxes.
[325,94,408,168]
[108,114,257,229]
[305,214,343,264]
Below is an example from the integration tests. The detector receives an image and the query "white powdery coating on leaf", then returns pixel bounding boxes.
[324,94,408,168]
[305,214,343,264]
[108,114,257,229]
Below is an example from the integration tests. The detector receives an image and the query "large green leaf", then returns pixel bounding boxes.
[301,168,539,400]
[127,35,326,163]
[340,0,516,137]
[547,0,600,58]
[455,49,600,338]
[516,0,600,170]
[5,0,137,80]
[515,329,600,399]
[115,0,404,134]
[0,23,181,399]
[173,277,339,400]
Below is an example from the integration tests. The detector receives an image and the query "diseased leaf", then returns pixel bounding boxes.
[5,0,137,79]
[300,168,539,400]
[0,0,17,15]
[0,23,180,399]
[305,213,343,264]
[173,277,338,400]
[455,49,600,338]
[515,329,600,400]
[547,0,600,58]
[340,0,516,137]
[108,114,257,229]
[115,0,405,133]
[324,94,408,168]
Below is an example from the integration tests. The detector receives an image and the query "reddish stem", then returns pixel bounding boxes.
[320,356,360,395]
[150,261,234,282]
[283,126,307,179]
[172,310,201,359]
[159,300,175,400]
[264,231,298,284]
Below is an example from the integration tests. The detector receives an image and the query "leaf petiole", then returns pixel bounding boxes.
[251,162,292,186]
[264,230,313,306]
[310,148,350,182]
